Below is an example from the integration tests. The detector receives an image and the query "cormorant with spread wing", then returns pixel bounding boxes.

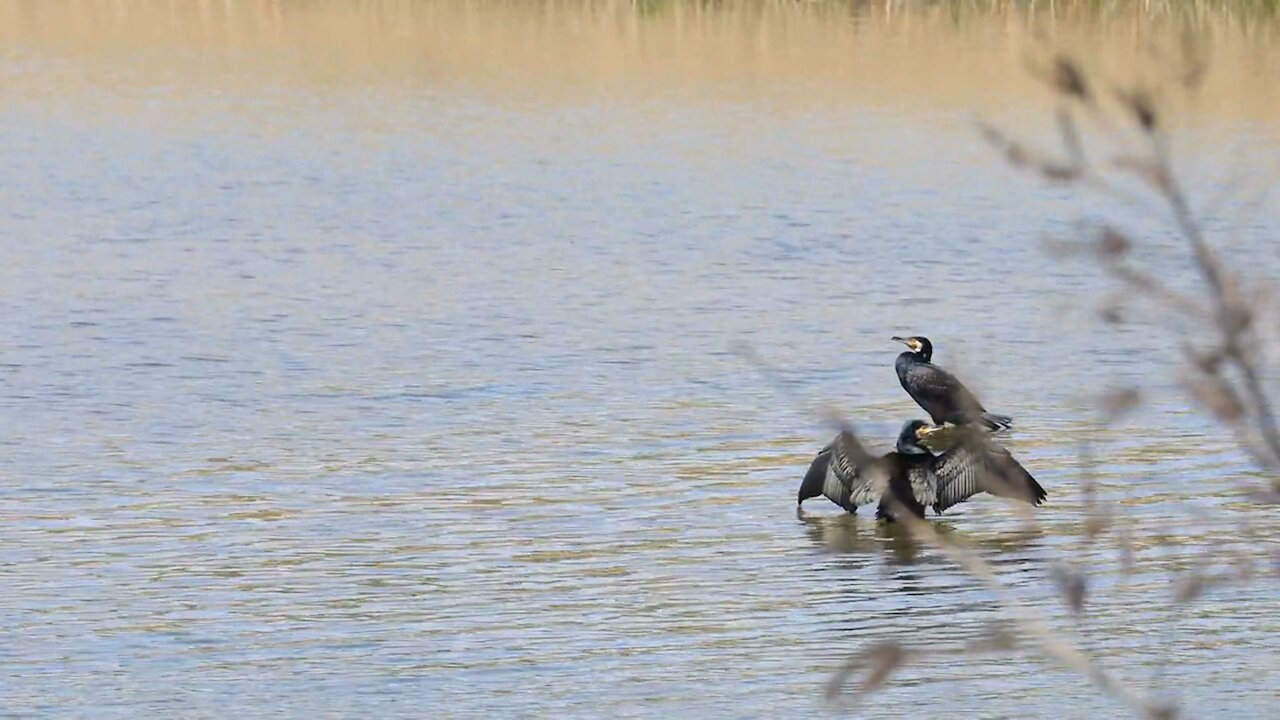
[798,420,1045,519]
[892,336,1013,431]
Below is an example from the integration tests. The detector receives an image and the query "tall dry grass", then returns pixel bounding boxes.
[3,1,1279,98]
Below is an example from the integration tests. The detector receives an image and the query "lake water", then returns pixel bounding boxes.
[2,2,1278,717]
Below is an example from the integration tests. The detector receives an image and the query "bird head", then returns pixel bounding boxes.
[896,419,938,455]
[891,335,933,360]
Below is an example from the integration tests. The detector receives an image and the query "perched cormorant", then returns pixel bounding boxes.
[798,420,1045,519]
[892,336,1013,431]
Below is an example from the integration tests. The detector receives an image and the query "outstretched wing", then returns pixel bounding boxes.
[805,427,890,512]
[930,443,989,513]
[931,430,1045,514]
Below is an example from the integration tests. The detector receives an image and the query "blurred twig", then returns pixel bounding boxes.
[984,47,1280,491]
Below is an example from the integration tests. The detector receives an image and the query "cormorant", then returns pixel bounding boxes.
[797,420,938,520]
[892,336,1013,431]
[798,420,1045,519]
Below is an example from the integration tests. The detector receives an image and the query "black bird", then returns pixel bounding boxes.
[892,336,1013,431]
[797,420,939,520]
[798,420,1045,519]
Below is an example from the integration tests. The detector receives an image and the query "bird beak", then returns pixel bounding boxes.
[891,336,909,345]
[915,425,938,439]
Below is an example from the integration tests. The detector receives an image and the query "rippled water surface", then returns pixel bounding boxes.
[2,2,1279,717]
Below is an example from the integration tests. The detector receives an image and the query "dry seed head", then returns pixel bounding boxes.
[1185,375,1245,421]
[1189,347,1225,374]
[1146,701,1180,720]
[1099,387,1142,419]
[1083,514,1108,538]
[1040,162,1081,182]
[1115,86,1158,133]
[1099,304,1124,325]
[978,122,1030,169]
[1097,227,1132,258]
[861,643,905,694]
[1173,572,1205,603]
[1050,565,1088,614]
[966,626,1018,654]
[1052,55,1091,103]
[825,642,907,703]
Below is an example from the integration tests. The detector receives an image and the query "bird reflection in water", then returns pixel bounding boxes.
[796,506,925,564]
[796,505,1047,566]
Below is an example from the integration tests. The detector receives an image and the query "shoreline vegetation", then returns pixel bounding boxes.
[4,0,1278,26]
[5,0,1280,46]
[4,1,1280,123]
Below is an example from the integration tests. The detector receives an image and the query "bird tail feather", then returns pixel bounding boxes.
[980,412,1014,431]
